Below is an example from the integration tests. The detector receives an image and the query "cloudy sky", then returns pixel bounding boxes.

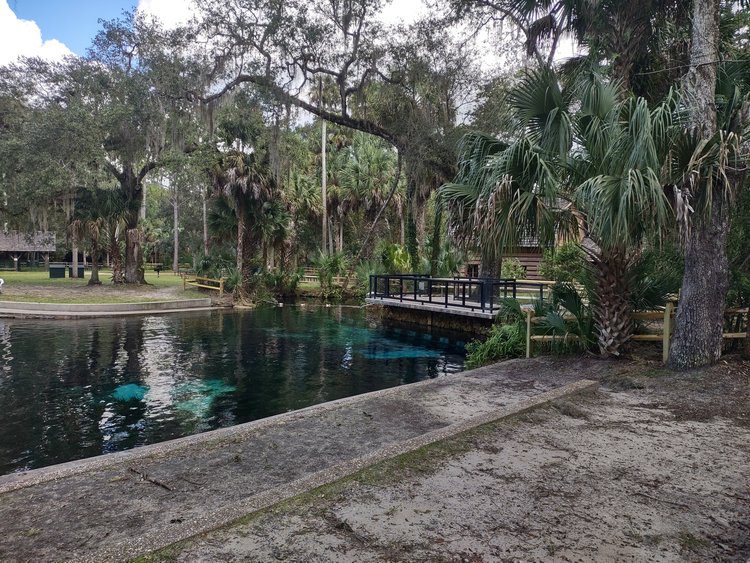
[1,0,436,65]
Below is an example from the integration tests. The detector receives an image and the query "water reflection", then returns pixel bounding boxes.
[0,306,465,474]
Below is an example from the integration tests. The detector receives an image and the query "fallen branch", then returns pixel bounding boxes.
[128,467,174,491]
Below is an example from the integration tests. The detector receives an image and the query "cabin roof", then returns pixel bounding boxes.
[0,231,56,252]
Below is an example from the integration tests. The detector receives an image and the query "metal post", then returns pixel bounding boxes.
[480,280,486,312]
[384,276,390,298]
[444,281,449,308]
[414,277,418,301]
[399,278,403,302]
[428,279,432,303]
[512,280,517,300]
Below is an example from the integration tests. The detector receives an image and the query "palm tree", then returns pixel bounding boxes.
[442,69,675,356]
[69,188,127,286]
[211,150,273,296]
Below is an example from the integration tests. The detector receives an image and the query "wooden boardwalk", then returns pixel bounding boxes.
[366,296,499,319]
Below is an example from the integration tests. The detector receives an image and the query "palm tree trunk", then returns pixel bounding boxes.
[236,196,253,300]
[668,0,728,369]
[591,249,633,357]
[110,224,123,284]
[88,242,101,286]
[202,191,209,255]
[321,119,328,256]
[172,196,179,272]
[72,244,79,278]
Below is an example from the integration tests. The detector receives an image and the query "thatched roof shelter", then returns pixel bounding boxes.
[0,231,56,253]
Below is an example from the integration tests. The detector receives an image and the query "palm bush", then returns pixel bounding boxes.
[442,69,676,356]
[314,251,349,299]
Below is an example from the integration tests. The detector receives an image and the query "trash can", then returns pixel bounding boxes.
[49,263,66,279]
[68,265,85,278]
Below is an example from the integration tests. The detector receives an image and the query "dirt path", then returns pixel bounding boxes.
[0,358,603,562]
[159,360,750,562]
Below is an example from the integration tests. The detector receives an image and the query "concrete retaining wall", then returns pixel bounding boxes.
[366,302,494,334]
[0,298,212,312]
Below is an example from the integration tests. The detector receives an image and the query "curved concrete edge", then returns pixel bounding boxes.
[0,306,223,319]
[0,298,212,312]
[100,378,598,562]
[0,299,228,319]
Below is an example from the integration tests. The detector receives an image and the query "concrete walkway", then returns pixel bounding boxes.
[0,359,600,562]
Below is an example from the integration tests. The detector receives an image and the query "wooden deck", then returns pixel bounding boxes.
[366,296,499,319]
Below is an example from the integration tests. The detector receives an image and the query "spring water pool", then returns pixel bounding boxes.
[0,306,466,475]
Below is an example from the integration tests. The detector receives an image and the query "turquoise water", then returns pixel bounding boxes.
[0,306,465,474]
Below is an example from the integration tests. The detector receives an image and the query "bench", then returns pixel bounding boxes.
[183,275,225,297]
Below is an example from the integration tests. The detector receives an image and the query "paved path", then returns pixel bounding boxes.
[0,358,601,562]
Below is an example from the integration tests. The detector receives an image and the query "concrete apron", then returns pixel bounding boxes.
[0,363,597,562]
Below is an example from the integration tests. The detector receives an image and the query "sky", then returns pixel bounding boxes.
[0,0,432,65]
[0,0,577,76]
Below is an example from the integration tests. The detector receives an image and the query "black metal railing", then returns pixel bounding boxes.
[368,274,550,315]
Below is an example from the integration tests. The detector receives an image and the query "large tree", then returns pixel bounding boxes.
[189,0,477,267]
[667,0,750,368]
[0,12,198,283]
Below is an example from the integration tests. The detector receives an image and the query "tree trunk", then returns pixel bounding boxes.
[591,250,633,357]
[669,201,730,368]
[202,191,209,255]
[429,202,443,276]
[124,226,145,284]
[406,175,420,271]
[172,197,179,272]
[479,253,500,278]
[140,185,147,221]
[668,0,726,369]
[71,244,79,278]
[110,224,124,284]
[88,242,101,286]
[321,119,328,256]
[236,196,253,299]
[123,173,146,284]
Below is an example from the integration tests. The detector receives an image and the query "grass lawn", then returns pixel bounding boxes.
[0,269,207,304]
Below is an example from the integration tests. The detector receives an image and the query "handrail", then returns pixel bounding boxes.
[368,274,550,315]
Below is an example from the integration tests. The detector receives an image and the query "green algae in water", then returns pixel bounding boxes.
[173,379,236,418]
[360,348,442,360]
[112,383,149,402]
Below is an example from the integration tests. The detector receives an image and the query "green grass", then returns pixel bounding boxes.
[0,270,206,304]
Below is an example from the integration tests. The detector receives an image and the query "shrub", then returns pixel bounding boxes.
[501,257,526,279]
[314,251,349,299]
[265,268,303,297]
[465,323,525,368]
[538,243,586,282]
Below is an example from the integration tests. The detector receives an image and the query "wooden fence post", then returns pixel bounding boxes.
[219,278,224,297]
[662,302,674,364]
[526,310,532,359]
